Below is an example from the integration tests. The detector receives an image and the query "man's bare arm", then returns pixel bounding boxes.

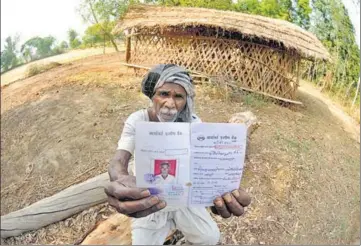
[108,150,131,181]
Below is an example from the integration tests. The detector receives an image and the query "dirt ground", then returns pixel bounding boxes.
[1,52,360,245]
[0,46,121,87]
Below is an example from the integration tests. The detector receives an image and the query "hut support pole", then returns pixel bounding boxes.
[125,36,131,63]
[296,59,301,91]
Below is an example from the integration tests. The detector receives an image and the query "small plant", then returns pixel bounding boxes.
[26,62,62,77]
[242,93,268,108]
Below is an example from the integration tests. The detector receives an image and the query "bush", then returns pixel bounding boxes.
[26,62,62,77]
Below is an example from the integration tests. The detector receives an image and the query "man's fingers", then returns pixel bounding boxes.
[108,195,162,215]
[213,197,231,218]
[129,201,167,218]
[231,189,251,207]
[222,193,244,216]
[210,206,219,215]
[105,182,150,200]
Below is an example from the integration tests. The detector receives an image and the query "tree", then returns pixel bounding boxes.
[233,0,261,14]
[21,46,33,63]
[160,0,233,10]
[68,29,82,49]
[82,22,113,48]
[60,41,69,49]
[1,35,20,72]
[77,0,129,52]
[233,0,293,21]
[293,0,312,29]
[309,0,360,101]
[20,36,57,61]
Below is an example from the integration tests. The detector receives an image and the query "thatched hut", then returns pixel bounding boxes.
[112,5,330,103]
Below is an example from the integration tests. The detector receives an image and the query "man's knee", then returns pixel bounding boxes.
[189,223,220,245]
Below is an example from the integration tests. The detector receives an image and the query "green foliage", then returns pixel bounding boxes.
[293,0,312,29]
[20,36,59,61]
[161,0,233,10]
[82,21,119,48]
[68,29,82,49]
[310,0,360,93]
[233,0,293,21]
[60,41,69,49]
[233,0,260,13]
[1,35,20,72]
[52,41,68,55]
[83,23,104,47]
[77,0,129,51]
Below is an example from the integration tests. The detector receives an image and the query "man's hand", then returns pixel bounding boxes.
[211,188,251,218]
[104,174,167,218]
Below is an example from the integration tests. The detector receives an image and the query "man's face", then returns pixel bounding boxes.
[161,164,170,176]
[152,83,187,122]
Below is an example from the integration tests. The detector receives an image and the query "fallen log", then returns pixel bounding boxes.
[1,172,109,238]
[79,213,132,245]
[78,212,183,245]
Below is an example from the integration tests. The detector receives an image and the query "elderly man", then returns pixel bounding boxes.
[154,162,176,185]
[105,64,251,245]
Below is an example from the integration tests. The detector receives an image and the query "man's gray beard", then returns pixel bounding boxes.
[157,108,178,122]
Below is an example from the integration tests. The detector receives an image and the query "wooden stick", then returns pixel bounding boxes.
[236,85,303,105]
[125,37,131,63]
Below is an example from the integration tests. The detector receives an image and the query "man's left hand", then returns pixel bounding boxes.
[211,188,251,218]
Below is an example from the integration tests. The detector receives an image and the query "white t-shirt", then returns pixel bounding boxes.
[117,109,202,174]
[154,174,176,185]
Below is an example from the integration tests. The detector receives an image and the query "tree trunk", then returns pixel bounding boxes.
[352,77,360,107]
[88,0,118,52]
[1,172,109,238]
[107,34,119,52]
[344,81,355,100]
[103,33,106,54]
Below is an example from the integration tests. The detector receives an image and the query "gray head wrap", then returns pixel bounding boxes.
[141,64,194,122]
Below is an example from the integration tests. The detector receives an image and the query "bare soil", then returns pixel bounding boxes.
[0,47,120,87]
[1,52,359,245]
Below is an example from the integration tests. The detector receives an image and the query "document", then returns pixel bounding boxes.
[135,122,247,206]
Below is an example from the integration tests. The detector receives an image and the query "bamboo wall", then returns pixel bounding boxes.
[127,33,301,100]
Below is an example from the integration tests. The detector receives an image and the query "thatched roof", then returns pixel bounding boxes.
[113,5,330,61]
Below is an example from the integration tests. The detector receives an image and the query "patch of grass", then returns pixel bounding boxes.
[26,62,62,77]
[242,93,268,108]
[274,130,312,154]
[324,88,360,123]
[198,82,269,109]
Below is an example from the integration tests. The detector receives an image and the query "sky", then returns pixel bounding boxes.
[1,0,88,50]
[1,0,360,50]
[343,0,360,47]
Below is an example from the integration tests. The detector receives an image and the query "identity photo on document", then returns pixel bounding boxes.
[153,159,178,185]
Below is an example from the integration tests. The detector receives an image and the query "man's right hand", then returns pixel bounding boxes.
[104,175,167,218]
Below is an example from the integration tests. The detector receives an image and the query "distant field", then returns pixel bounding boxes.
[1,46,123,86]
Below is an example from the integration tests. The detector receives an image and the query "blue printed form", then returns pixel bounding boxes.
[135,122,247,206]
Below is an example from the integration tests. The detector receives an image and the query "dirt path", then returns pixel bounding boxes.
[0,46,123,87]
[299,81,360,143]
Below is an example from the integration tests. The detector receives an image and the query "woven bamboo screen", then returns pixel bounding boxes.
[128,33,300,100]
